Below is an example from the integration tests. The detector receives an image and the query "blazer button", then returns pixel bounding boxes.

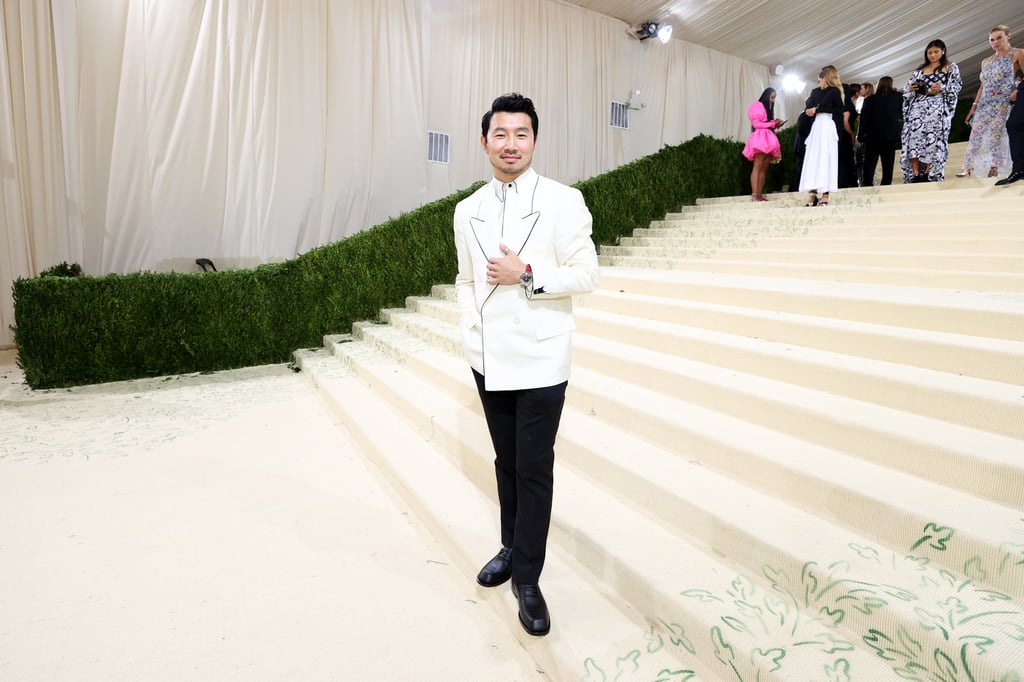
[513,316,520,324]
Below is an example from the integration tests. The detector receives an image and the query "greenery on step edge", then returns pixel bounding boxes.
[12,133,783,389]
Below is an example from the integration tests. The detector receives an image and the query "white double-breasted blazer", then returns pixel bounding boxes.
[454,168,599,391]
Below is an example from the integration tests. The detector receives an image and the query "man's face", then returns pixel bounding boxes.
[481,111,535,182]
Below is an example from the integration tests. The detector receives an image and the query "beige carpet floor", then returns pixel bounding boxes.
[0,349,540,681]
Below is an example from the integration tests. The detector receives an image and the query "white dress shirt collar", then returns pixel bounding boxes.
[491,167,537,202]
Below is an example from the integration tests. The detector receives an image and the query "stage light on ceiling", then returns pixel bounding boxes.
[783,75,806,94]
[636,21,673,44]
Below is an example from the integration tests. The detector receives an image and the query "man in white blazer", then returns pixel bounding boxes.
[454,93,599,636]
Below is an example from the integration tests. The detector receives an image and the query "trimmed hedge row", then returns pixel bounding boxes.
[13,133,775,389]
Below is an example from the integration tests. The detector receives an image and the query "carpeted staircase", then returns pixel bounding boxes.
[293,143,1024,681]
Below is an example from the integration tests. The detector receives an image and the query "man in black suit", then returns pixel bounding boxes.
[858,76,903,185]
[995,48,1024,185]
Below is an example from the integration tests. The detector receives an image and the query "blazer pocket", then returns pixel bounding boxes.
[532,308,575,341]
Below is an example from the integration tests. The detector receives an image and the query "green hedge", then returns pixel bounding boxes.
[13,133,763,389]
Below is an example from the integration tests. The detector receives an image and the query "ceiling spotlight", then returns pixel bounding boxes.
[638,22,659,40]
[636,21,673,44]
[782,75,806,94]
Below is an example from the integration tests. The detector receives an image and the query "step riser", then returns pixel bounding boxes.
[660,204,1024,221]
[318,341,1001,680]
[372,301,1023,508]
[693,186,1024,206]
[302,373,650,680]
[568,347,1020,508]
[581,291,1024,385]
[598,257,1024,292]
[620,237,1024,254]
[602,246,1024,271]
[337,321,1021,600]
[751,239,1024,253]
[316,336,1020,682]
[597,273,1024,341]
[571,314,1022,439]
[639,225,1023,239]
[317,343,727,676]
[297,170,1024,679]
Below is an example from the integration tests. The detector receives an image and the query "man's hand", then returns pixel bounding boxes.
[487,243,525,285]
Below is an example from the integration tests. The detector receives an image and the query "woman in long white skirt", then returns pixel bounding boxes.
[799,66,845,206]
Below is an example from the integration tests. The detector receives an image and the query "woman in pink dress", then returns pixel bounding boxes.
[742,88,784,201]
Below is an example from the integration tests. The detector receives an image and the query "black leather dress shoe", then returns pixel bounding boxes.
[994,170,1024,186]
[511,580,550,636]
[476,546,512,587]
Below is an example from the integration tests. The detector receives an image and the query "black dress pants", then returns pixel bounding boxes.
[863,140,897,185]
[473,369,567,584]
[1007,87,1024,173]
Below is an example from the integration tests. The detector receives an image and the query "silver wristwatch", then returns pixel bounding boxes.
[519,264,533,288]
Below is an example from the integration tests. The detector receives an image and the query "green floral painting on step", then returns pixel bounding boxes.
[581,524,1024,681]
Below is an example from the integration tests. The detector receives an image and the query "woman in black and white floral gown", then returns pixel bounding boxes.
[901,39,963,183]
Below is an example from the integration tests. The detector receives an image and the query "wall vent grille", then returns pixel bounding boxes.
[610,101,629,129]
[427,131,450,164]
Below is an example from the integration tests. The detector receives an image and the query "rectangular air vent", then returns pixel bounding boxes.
[427,130,450,164]
[610,101,629,129]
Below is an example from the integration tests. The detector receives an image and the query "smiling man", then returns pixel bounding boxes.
[453,93,599,637]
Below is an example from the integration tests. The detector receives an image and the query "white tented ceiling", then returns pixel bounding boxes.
[563,0,1024,92]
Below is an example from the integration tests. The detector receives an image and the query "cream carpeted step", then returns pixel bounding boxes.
[369,304,1021,512]
[404,293,1021,439]
[293,175,1024,679]
[597,255,1024,292]
[292,350,705,681]
[738,237,1024,254]
[601,246,1024,272]
[693,189,1023,209]
[578,289,1022,384]
[419,286,1022,385]
[572,309,1021,439]
[298,320,1023,680]
[638,222,1021,240]
[596,270,1023,340]
[297,339,968,680]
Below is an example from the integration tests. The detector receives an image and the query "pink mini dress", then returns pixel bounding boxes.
[742,101,781,160]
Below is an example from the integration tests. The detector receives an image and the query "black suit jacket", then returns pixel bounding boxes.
[858,92,902,144]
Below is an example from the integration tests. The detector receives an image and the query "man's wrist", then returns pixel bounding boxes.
[519,263,533,288]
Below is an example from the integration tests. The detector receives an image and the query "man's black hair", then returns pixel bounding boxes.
[481,93,539,138]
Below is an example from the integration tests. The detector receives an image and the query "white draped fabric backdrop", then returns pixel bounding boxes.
[1,0,776,349]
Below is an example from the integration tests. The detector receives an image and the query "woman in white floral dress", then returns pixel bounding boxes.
[957,25,1017,178]
[901,39,963,183]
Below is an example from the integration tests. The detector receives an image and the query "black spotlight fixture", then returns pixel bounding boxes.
[636,21,673,43]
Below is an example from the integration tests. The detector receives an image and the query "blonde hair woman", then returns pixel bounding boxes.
[957,25,1017,178]
[799,65,845,206]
